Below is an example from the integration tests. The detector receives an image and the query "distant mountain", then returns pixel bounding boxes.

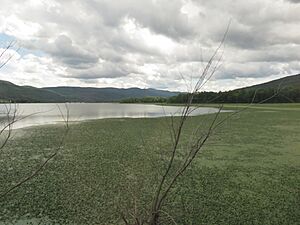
[0,80,178,103]
[1,74,299,103]
[169,74,300,104]
[0,80,65,103]
[42,87,178,102]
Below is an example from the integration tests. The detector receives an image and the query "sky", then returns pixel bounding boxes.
[0,0,299,92]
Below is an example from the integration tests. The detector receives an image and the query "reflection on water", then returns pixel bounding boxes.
[0,103,222,129]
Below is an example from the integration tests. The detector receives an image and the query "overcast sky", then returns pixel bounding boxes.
[0,0,299,91]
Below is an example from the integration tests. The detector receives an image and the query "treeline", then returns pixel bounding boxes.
[120,96,168,103]
[0,99,10,103]
[121,87,300,104]
[168,87,300,104]
[0,99,61,103]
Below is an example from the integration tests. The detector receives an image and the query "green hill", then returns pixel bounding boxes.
[0,80,66,103]
[245,74,300,90]
[169,74,300,104]
[0,80,178,103]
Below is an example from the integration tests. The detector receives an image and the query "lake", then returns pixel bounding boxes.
[0,103,223,129]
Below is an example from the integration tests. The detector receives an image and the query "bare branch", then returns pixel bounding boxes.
[145,22,231,225]
[0,104,70,198]
[0,40,19,69]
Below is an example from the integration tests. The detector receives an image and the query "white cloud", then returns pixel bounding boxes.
[0,0,299,91]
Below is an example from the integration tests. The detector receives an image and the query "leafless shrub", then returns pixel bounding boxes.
[118,24,230,225]
[119,21,282,224]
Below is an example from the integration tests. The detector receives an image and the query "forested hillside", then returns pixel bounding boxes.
[168,74,300,104]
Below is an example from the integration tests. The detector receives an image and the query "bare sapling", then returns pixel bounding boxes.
[120,24,231,225]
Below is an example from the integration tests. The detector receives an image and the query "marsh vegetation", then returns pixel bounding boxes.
[0,104,299,224]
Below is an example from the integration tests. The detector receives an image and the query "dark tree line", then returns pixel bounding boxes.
[168,87,300,104]
[120,96,168,103]
[120,86,300,104]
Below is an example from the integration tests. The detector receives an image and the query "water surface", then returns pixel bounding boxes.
[0,103,222,129]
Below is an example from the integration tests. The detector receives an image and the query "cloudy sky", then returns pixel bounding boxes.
[0,0,299,91]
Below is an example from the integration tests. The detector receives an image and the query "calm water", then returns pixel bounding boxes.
[0,103,222,129]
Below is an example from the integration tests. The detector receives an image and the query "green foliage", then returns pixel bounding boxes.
[169,74,300,104]
[0,104,299,224]
[120,96,167,103]
[168,87,300,104]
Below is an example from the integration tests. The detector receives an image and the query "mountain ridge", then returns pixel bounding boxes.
[0,80,178,103]
[1,74,299,103]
